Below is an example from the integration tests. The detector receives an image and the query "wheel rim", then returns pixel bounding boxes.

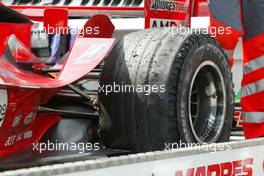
[188,60,226,143]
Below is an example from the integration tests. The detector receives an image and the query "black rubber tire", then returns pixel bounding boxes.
[98,28,234,152]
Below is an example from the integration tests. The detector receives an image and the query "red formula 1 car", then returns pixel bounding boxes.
[0,3,116,156]
[0,0,234,159]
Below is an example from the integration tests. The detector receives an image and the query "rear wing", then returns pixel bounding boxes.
[4,0,144,8]
[3,0,144,19]
[2,0,193,28]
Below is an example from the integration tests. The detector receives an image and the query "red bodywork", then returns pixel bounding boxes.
[0,4,115,156]
[0,0,210,156]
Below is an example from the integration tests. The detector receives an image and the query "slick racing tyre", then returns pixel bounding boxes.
[98,28,234,152]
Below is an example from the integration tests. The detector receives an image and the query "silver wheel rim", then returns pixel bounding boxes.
[188,60,226,144]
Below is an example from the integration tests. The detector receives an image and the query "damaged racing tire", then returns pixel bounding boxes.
[98,29,234,152]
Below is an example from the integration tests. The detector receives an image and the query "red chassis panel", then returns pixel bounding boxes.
[0,88,61,156]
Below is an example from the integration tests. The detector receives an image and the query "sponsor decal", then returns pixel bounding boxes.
[11,111,35,128]
[5,130,33,147]
[24,112,36,125]
[149,0,188,13]
[73,45,107,64]
[150,18,185,28]
[24,130,32,139]
[12,114,21,127]
[0,78,7,128]
[175,158,253,176]
[5,135,16,147]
